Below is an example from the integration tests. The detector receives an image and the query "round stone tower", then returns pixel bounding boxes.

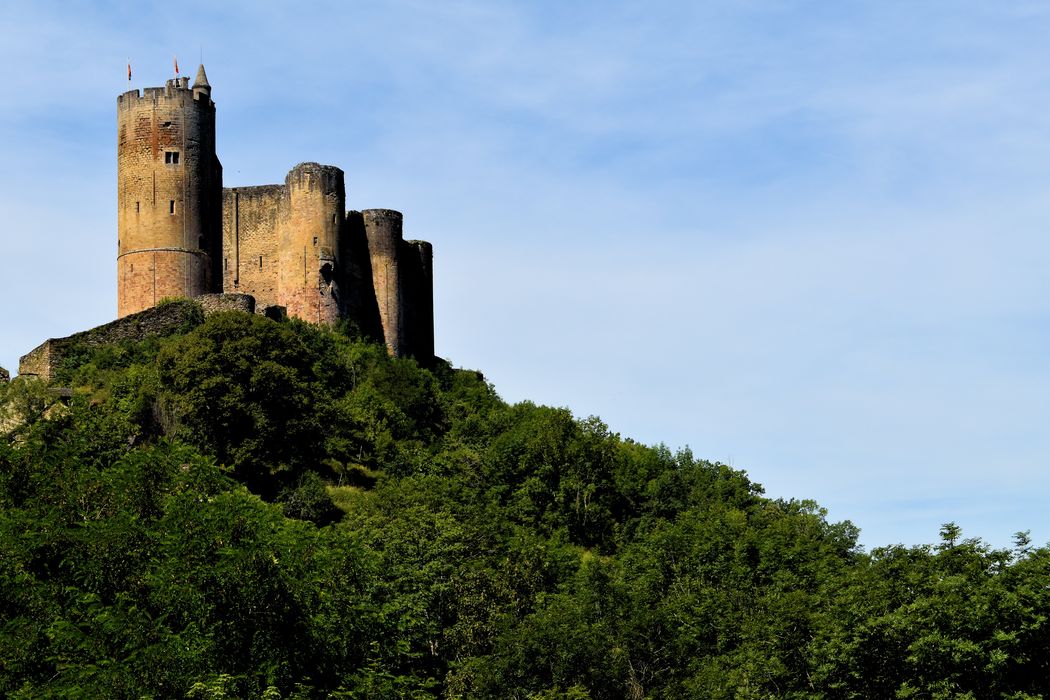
[362,209,404,356]
[116,65,221,317]
[277,163,345,325]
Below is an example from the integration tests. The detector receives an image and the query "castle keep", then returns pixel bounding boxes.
[116,65,433,360]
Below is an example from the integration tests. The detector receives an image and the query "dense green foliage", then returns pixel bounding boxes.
[1,311,1048,698]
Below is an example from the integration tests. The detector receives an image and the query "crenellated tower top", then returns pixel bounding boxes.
[116,64,222,317]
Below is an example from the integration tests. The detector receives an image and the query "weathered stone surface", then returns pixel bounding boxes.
[19,300,203,382]
[0,366,9,383]
[117,73,435,363]
[197,292,256,315]
[223,185,283,309]
[117,75,221,317]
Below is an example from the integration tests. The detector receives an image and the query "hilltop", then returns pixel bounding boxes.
[1,307,1048,698]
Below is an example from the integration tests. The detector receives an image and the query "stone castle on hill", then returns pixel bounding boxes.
[15,65,434,380]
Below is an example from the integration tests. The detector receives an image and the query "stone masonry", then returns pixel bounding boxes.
[117,65,434,363]
[19,300,205,381]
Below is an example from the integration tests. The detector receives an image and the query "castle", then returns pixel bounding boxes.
[16,65,435,380]
[116,64,433,358]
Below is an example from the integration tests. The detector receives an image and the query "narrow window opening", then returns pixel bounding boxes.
[313,236,318,246]
[259,256,263,268]
[169,200,175,214]
[224,258,228,271]
[135,201,140,213]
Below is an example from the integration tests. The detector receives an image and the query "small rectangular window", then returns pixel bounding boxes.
[164,151,180,164]
[135,201,140,213]
[259,256,263,268]
[224,258,228,271]
[169,200,175,214]
[313,236,318,245]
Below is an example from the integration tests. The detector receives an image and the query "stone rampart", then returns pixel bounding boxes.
[197,292,256,315]
[18,300,204,381]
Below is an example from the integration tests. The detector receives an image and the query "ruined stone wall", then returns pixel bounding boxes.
[222,185,282,309]
[18,300,204,381]
[117,79,221,317]
[197,293,256,315]
[277,163,345,326]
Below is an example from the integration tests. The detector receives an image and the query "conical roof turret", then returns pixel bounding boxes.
[192,63,210,89]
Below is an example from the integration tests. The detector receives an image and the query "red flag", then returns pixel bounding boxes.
[127,62,131,81]
[174,56,179,75]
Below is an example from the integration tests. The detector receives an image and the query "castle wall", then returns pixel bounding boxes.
[342,211,384,341]
[402,239,435,363]
[277,163,345,326]
[197,293,256,315]
[18,300,205,381]
[111,74,435,363]
[222,185,282,309]
[118,249,210,312]
[117,79,221,316]
[362,209,404,356]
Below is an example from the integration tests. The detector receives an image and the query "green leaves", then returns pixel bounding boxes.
[2,310,1049,698]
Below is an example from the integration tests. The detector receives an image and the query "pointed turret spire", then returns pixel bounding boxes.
[192,64,211,100]
[192,63,210,89]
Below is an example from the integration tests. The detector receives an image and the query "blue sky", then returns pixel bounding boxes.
[3,1,1050,549]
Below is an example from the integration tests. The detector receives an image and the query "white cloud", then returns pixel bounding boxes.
[3,1,1050,548]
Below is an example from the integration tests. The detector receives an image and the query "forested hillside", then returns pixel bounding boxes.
[1,306,1048,698]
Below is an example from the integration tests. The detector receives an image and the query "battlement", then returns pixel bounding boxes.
[113,66,434,363]
[226,184,285,198]
[117,75,212,111]
[361,208,403,223]
[286,162,344,195]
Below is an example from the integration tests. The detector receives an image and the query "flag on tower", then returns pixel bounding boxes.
[174,56,179,75]
[127,62,131,81]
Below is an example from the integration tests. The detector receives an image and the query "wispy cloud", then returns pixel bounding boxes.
[2,1,1050,548]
